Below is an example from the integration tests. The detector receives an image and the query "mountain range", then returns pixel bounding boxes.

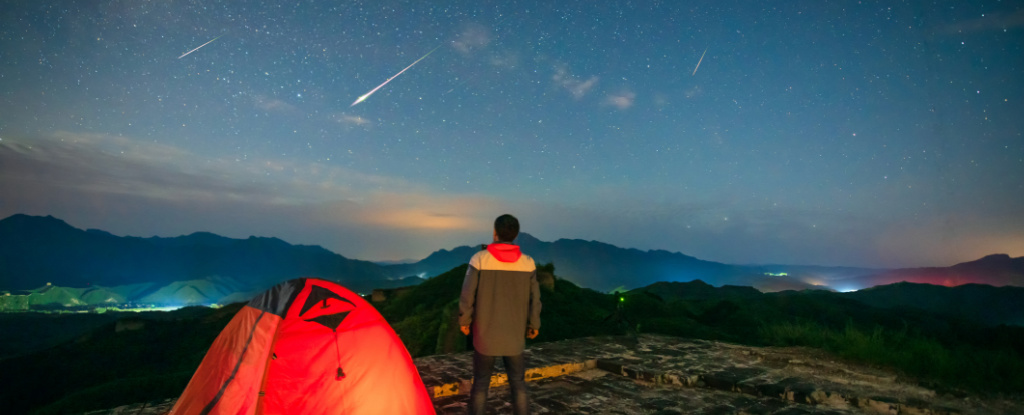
[379,234,871,292]
[0,214,397,295]
[2,214,1023,309]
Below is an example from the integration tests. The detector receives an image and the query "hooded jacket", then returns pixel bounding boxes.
[459,242,541,356]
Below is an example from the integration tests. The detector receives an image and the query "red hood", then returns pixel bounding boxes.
[486,243,522,263]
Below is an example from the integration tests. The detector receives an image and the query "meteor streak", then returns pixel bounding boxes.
[692,47,707,76]
[351,45,442,107]
[178,35,223,59]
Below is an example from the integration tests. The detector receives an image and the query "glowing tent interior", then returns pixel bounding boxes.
[170,278,434,414]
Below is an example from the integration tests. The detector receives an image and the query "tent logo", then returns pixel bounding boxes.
[298,285,356,332]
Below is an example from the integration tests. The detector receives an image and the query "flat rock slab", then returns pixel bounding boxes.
[433,369,858,415]
[418,334,1023,415]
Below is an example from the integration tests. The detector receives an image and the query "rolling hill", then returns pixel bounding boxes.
[843,281,1024,327]
[859,254,1024,288]
[0,214,396,294]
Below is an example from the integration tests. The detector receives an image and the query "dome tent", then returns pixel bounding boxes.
[170,278,434,414]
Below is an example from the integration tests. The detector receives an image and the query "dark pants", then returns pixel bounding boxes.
[468,351,528,415]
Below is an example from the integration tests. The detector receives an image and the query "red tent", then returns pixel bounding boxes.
[170,278,434,414]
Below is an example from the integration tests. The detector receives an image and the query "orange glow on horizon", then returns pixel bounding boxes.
[361,209,477,230]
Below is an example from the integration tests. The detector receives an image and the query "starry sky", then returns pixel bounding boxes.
[1,0,1022,268]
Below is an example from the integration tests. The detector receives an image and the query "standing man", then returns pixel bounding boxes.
[460,214,542,415]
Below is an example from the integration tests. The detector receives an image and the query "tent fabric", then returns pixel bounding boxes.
[170,278,434,415]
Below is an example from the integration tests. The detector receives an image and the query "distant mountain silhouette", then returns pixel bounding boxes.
[383,244,481,278]
[628,280,763,301]
[0,214,392,294]
[859,254,1024,288]
[385,236,1024,293]
[383,233,829,292]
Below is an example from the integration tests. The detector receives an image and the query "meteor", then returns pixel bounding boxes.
[692,47,707,76]
[178,35,223,59]
[351,45,442,107]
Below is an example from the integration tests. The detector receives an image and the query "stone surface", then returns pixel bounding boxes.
[86,334,1024,415]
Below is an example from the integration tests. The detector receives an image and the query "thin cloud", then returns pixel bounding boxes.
[604,91,636,109]
[488,51,519,69]
[552,65,598,99]
[684,85,703,99]
[0,132,409,205]
[0,132,508,243]
[452,23,491,54]
[937,9,1024,34]
[254,96,298,112]
[333,113,372,127]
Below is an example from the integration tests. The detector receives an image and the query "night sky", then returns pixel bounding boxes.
[1,1,1022,268]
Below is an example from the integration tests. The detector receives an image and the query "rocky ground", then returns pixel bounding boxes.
[89,334,1023,414]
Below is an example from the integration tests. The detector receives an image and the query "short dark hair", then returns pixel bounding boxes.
[494,214,520,242]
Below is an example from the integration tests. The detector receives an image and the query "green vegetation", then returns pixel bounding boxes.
[0,304,243,414]
[534,269,620,342]
[758,321,1024,393]
[613,288,1024,394]
[377,264,470,356]
[0,283,158,312]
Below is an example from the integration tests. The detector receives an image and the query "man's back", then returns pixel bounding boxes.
[459,243,541,356]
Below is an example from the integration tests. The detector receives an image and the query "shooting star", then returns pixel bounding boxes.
[351,45,442,107]
[178,35,223,59]
[692,47,707,76]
